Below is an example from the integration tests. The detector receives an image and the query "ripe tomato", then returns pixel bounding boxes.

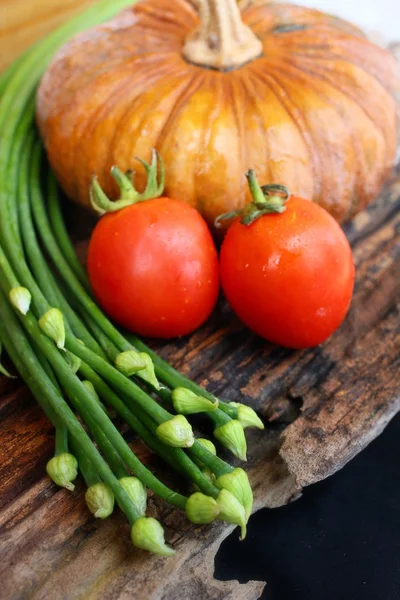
[88,198,219,339]
[220,193,354,349]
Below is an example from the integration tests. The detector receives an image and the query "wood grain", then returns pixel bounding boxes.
[0,0,97,70]
[0,3,399,598]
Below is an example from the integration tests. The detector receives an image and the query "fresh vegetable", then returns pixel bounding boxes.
[85,482,115,519]
[36,0,399,231]
[46,452,78,491]
[0,0,262,556]
[87,157,219,338]
[219,172,355,349]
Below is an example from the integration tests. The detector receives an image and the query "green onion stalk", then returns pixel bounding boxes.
[0,254,188,504]
[0,0,260,554]
[48,170,265,434]
[0,308,176,555]
[28,151,244,462]
[32,149,255,460]
[53,158,239,422]
[18,136,230,497]
[29,142,247,477]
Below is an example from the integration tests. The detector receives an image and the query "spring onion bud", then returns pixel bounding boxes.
[131,517,174,556]
[38,308,65,349]
[217,489,247,540]
[85,482,115,519]
[9,286,31,315]
[214,420,247,461]
[156,415,194,448]
[185,492,220,524]
[115,350,160,390]
[119,477,147,517]
[172,387,218,414]
[46,452,78,491]
[64,350,82,374]
[134,352,160,390]
[229,402,264,430]
[115,350,147,375]
[216,468,253,520]
[192,438,217,468]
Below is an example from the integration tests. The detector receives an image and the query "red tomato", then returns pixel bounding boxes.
[88,198,219,338]
[220,196,354,348]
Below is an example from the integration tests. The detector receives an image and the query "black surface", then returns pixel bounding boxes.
[215,413,400,600]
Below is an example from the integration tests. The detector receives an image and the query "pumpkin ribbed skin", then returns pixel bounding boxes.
[36,0,399,228]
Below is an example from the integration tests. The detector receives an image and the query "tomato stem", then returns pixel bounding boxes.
[215,170,290,228]
[90,149,165,215]
[245,169,269,206]
[242,171,289,225]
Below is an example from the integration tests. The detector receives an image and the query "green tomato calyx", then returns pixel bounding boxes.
[215,170,290,228]
[90,149,165,215]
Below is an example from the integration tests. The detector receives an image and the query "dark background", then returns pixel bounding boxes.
[216,413,400,600]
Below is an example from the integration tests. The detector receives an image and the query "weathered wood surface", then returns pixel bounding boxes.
[0,169,399,599]
[0,2,399,597]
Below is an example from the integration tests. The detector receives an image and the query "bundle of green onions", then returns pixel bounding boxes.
[0,0,263,556]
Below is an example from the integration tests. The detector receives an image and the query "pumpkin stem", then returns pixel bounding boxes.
[215,170,290,228]
[183,0,262,70]
[90,149,165,215]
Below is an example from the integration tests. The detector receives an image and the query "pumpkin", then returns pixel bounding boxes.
[36,0,399,230]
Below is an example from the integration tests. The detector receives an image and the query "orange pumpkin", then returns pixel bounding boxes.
[36,0,399,229]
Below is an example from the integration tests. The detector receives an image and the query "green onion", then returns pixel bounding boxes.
[0,0,258,553]
[0,288,142,524]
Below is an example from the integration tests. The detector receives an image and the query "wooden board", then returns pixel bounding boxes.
[0,2,399,598]
[0,176,399,600]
